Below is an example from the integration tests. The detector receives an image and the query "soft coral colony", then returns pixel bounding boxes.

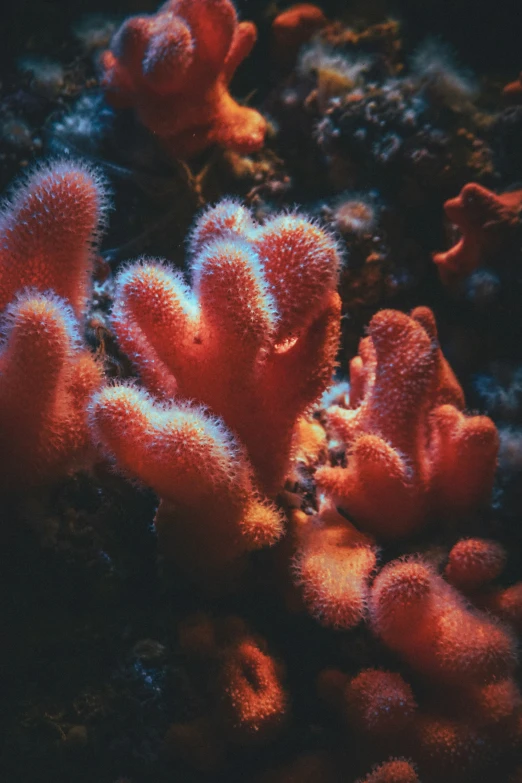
[3,5,522,783]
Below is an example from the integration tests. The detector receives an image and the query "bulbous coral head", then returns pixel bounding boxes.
[433,183,522,285]
[292,501,376,629]
[271,4,327,69]
[0,160,107,319]
[370,558,517,686]
[344,669,417,737]
[218,638,288,741]
[110,201,341,496]
[316,307,497,538]
[100,0,267,157]
[91,384,284,581]
[444,537,506,591]
[0,292,102,491]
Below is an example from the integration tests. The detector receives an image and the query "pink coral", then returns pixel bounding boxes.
[100,0,267,157]
[433,183,522,285]
[316,307,498,537]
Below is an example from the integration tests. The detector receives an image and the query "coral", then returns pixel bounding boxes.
[92,201,341,577]
[0,160,107,319]
[433,183,522,285]
[503,73,522,102]
[218,637,288,741]
[444,538,507,591]
[0,161,105,491]
[343,669,417,736]
[91,386,284,581]
[316,307,497,537]
[370,558,517,685]
[481,583,522,634]
[0,292,102,491]
[168,614,287,766]
[356,759,419,783]
[100,0,267,158]
[292,502,377,629]
[271,4,327,69]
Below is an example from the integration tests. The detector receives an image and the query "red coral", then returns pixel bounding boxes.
[219,637,288,741]
[271,4,327,69]
[344,669,417,737]
[91,201,340,578]
[0,161,105,491]
[0,160,106,319]
[292,501,376,629]
[433,183,522,285]
[100,0,267,158]
[357,759,419,783]
[316,307,498,537]
[370,558,517,685]
[0,293,102,490]
[91,386,284,581]
[481,582,522,633]
[444,537,506,591]
[168,614,287,767]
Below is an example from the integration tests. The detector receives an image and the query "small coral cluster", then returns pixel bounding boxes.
[100,0,267,157]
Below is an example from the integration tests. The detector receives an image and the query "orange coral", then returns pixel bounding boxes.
[370,558,517,686]
[219,638,287,741]
[0,162,105,491]
[168,614,287,767]
[344,669,417,737]
[316,307,498,537]
[92,201,340,578]
[0,293,102,491]
[100,0,267,157]
[271,4,327,68]
[91,386,284,582]
[357,759,419,783]
[433,183,522,285]
[0,160,106,318]
[444,537,506,591]
[292,502,376,629]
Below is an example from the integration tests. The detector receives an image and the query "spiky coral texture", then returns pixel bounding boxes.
[92,200,340,576]
[100,0,267,157]
[0,293,101,490]
[292,502,377,629]
[370,558,517,685]
[0,161,105,491]
[0,160,107,319]
[316,306,498,537]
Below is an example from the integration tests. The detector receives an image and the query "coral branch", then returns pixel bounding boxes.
[0,160,107,319]
[0,292,102,490]
[100,0,267,157]
[316,307,498,537]
[433,183,522,285]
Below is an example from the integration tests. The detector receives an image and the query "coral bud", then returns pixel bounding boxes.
[444,538,506,591]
